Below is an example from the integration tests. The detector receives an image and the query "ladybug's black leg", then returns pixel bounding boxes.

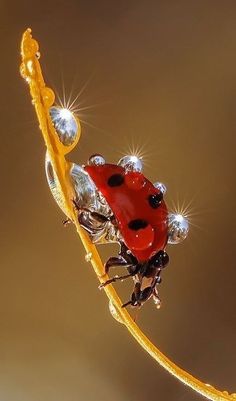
[88,211,109,223]
[62,218,72,227]
[104,256,130,275]
[74,202,110,224]
[121,300,133,308]
[122,274,162,308]
[99,271,136,288]
[119,242,138,266]
[139,286,154,303]
[122,282,141,308]
[138,274,162,303]
[72,198,80,211]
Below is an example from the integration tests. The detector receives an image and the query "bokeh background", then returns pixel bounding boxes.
[1,1,236,400]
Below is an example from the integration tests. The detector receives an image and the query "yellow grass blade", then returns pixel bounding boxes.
[20,28,235,401]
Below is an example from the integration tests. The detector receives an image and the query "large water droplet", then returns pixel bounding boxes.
[167,213,189,244]
[70,163,98,210]
[50,106,78,146]
[45,154,98,214]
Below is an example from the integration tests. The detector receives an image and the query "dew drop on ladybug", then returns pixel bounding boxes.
[118,155,143,172]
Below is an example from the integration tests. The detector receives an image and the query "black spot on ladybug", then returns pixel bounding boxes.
[148,193,163,209]
[128,219,148,231]
[107,174,124,187]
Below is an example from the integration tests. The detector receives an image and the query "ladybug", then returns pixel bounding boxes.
[46,153,189,309]
[67,154,189,309]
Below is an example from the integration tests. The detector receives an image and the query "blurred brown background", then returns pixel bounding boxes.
[0,1,236,400]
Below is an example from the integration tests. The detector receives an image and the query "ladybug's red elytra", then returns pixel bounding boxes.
[84,163,168,262]
[46,153,189,309]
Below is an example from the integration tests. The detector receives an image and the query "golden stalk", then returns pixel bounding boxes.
[20,28,235,401]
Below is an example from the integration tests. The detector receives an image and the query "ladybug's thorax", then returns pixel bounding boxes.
[85,163,168,262]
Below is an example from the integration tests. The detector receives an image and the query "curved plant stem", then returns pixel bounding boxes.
[20,29,235,401]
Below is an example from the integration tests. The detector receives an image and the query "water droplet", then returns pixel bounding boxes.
[50,106,78,146]
[118,155,143,172]
[153,292,161,309]
[45,153,68,215]
[70,163,97,210]
[45,156,98,216]
[109,300,123,324]
[42,87,55,108]
[35,51,41,59]
[85,252,92,262]
[167,213,189,244]
[88,154,105,166]
[153,182,167,195]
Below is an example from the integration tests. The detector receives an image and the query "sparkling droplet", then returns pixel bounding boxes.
[153,182,167,195]
[70,163,97,209]
[88,154,105,166]
[109,300,123,324]
[168,213,189,244]
[35,51,41,59]
[85,252,92,262]
[118,155,143,172]
[50,106,78,146]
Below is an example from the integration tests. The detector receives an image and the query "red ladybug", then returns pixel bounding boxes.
[72,154,170,309]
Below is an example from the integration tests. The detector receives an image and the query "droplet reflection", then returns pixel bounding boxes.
[50,106,78,146]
